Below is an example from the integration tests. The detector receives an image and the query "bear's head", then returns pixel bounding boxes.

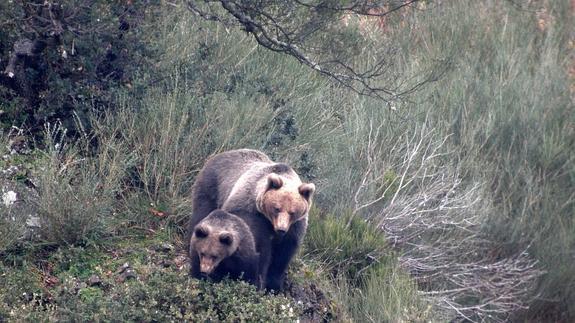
[190,213,239,274]
[258,173,315,235]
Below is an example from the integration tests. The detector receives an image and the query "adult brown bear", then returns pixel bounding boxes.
[187,149,315,291]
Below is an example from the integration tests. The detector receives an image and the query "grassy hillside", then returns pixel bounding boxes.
[1,0,573,321]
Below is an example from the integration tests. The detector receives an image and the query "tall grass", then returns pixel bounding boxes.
[334,265,434,322]
[303,208,434,322]
[98,7,343,223]
[394,1,574,319]
[104,84,281,225]
[33,121,126,245]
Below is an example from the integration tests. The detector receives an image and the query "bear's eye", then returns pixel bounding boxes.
[273,206,281,213]
[195,227,208,239]
[219,234,233,246]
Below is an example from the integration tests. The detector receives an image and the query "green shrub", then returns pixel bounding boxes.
[303,207,434,321]
[33,122,125,245]
[303,208,390,284]
[28,275,300,322]
[0,1,166,133]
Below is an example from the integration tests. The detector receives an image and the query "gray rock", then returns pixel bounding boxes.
[117,262,131,274]
[117,269,137,283]
[1,165,20,177]
[26,215,40,228]
[116,262,137,283]
[155,242,174,253]
[160,259,173,268]
[73,281,88,294]
[87,274,102,286]
[0,178,40,242]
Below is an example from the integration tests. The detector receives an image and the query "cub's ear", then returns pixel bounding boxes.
[267,173,283,189]
[299,183,316,201]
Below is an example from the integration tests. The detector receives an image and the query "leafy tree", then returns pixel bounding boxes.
[0,0,160,132]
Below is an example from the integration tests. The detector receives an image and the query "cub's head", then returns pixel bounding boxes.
[258,173,315,235]
[190,211,239,275]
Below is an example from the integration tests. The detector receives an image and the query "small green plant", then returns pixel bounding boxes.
[0,261,45,320]
[303,207,390,284]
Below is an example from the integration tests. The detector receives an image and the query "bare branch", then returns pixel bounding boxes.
[351,120,544,321]
[187,0,446,102]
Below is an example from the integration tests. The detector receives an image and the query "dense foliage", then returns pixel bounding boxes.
[0,1,163,133]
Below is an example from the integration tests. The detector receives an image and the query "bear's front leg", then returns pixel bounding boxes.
[266,219,305,291]
[189,252,202,279]
[242,256,262,289]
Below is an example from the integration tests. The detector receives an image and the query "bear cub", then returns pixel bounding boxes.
[189,209,260,287]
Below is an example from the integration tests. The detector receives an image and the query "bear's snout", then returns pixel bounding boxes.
[199,254,219,274]
[273,212,290,234]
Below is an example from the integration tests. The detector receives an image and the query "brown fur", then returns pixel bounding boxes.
[187,149,316,290]
[189,209,260,287]
[260,190,308,234]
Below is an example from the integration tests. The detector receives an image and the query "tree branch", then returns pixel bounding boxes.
[187,0,445,103]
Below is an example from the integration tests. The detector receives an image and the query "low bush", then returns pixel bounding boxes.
[303,208,434,321]
[33,122,126,245]
[19,275,301,322]
[0,233,301,322]
[303,208,390,284]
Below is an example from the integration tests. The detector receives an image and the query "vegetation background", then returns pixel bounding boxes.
[1,0,573,322]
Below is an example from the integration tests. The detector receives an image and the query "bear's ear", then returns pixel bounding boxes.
[299,183,315,201]
[267,173,283,190]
